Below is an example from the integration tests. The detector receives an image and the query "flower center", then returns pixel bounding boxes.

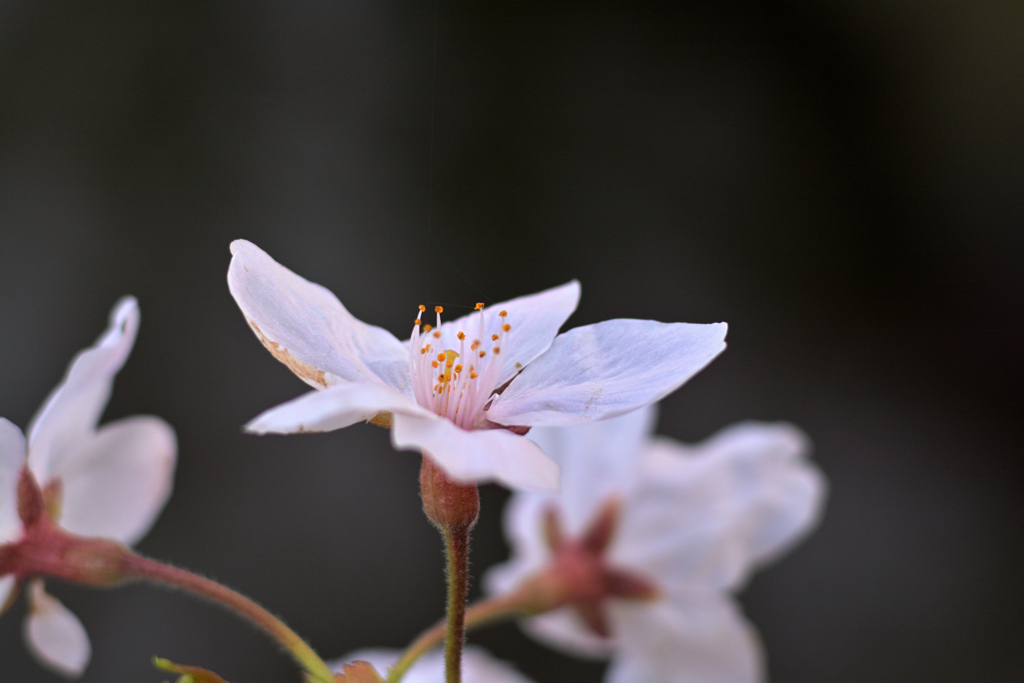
[408,303,511,429]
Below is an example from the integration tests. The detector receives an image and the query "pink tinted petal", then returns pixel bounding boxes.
[245,383,429,435]
[526,405,656,534]
[228,240,410,393]
[434,281,580,387]
[0,418,27,545]
[333,646,536,683]
[55,416,176,546]
[27,297,139,483]
[606,591,763,683]
[612,422,825,593]
[24,581,91,678]
[390,413,559,490]
[486,319,727,427]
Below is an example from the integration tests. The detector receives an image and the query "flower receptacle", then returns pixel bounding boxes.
[419,455,480,533]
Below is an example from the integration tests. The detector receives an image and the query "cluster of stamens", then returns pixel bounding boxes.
[409,302,511,429]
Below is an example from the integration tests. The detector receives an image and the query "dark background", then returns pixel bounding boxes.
[1,2,1022,681]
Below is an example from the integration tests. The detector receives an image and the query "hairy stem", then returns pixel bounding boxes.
[387,587,535,683]
[443,527,469,683]
[122,553,334,683]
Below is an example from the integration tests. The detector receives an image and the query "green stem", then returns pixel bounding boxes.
[387,586,535,683]
[122,553,334,683]
[443,528,469,683]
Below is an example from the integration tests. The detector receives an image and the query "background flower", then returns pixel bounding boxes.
[486,407,826,683]
[0,298,177,677]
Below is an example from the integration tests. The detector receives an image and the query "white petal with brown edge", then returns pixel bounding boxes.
[245,382,433,435]
[228,240,410,392]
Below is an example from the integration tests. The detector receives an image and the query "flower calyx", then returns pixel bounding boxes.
[0,468,131,589]
[521,499,659,637]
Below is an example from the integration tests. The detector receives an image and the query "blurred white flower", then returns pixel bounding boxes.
[485,406,826,683]
[331,645,535,683]
[0,297,177,677]
[227,240,727,490]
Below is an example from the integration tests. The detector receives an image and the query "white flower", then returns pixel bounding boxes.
[227,240,727,490]
[331,645,535,683]
[485,406,826,683]
[0,297,177,677]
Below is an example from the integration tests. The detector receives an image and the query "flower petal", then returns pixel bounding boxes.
[390,413,559,490]
[0,575,17,614]
[228,240,410,393]
[24,580,92,678]
[611,422,826,593]
[54,416,176,546]
[0,418,27,545]
[483,492,552,596]
[606,591,763,683]
[486,319,727,427]
[27,297,139,483]
[245,383,429,435]
[516,607,616,660]
[526,405,656,534]
[430,281,581,388]
[332,646,536,683]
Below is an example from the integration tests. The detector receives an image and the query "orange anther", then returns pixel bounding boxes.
[471,341,480,350]
[457,331,466,341]
[432,361,439,368]
[423,324,432,332]
[479,350,487,358]
[433,331,441,338]
[475,302,485,310]
[470,371,479,379]
[493,347,501,354]
[414,318,422,326]
[491,334,499,341]
[419,305,426,312]
[454,364,463,373]
[502,324,511,332]
[435,306,444,314]
[437,353,446,361]
[499,310,508,317]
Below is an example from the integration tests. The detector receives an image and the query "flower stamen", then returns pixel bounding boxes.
[408,301,510,428]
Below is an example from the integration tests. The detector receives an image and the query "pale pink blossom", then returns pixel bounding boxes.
[485,406,826,683]
[227,240,727,490]
[0,298,176,677]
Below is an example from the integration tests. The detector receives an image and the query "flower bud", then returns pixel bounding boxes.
[419,454,480,532]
